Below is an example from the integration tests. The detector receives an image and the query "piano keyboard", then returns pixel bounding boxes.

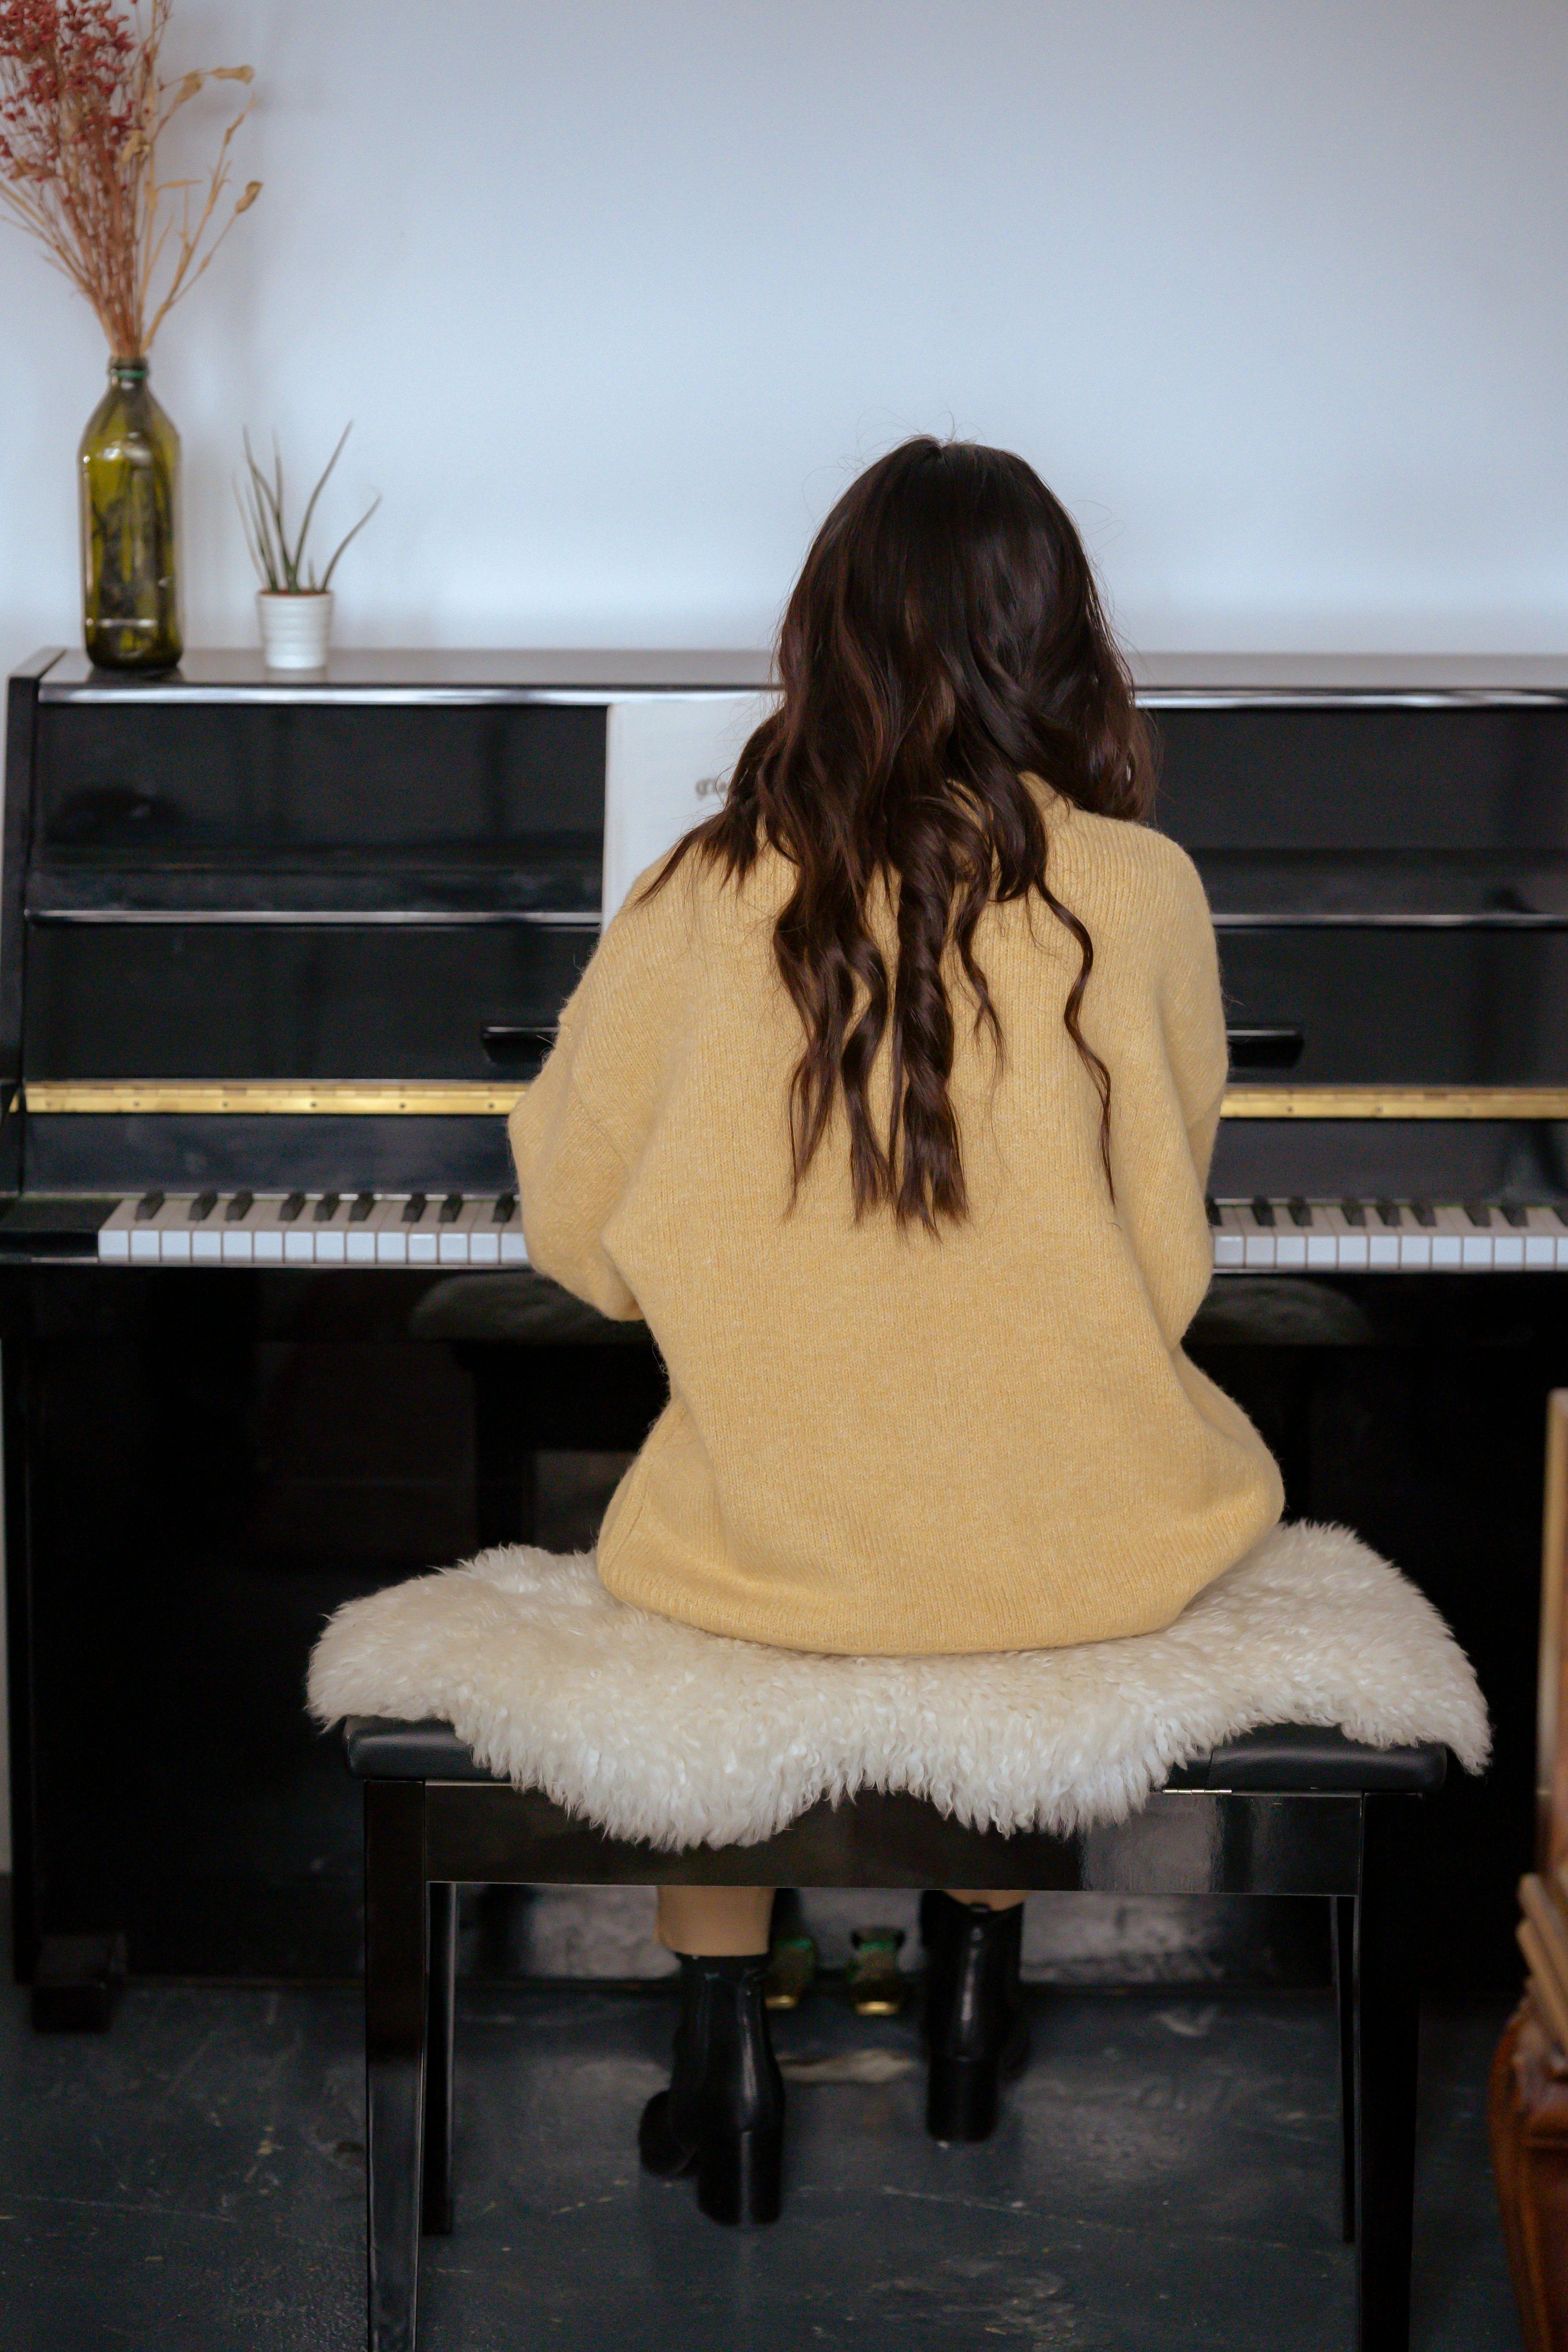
[1207,1198,1568,1272]
[79,1190,1568,1271]
[95,1191,529,1267]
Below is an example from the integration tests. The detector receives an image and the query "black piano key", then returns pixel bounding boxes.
[439,1193,464,1224]
[189,1190,217,1222]
[278,1191,307,1223]
[135,1190,165,1220]
[1250,1196,1276,1228]
[225,1190,254,1222]
[1341,1200,1367,1227]
[1464,1202,1492,1228]
[1287,1198,1313,1227]
[1375,1200,1402,1227]
[348,1193,376,1223]
[1411,1203,1436,1229]
[492,1194,516,1224]
[401,1193,428,1225]
[1552,1206,1568,1230]
[1501,1203,1530,1228]
[313,1192,341,1222]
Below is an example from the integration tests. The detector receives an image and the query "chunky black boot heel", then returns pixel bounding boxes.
[697,2125,783,2225]
[639,1953,785,2224]
[922,1895,1030,2143]
[927,2050,999,2142]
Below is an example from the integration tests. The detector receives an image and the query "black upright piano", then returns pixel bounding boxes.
[4,646,1567,2001]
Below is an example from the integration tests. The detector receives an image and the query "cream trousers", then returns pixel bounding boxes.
[655,1886,1025,1956]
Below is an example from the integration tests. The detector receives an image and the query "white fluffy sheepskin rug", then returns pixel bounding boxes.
[306,1520,1489,1851]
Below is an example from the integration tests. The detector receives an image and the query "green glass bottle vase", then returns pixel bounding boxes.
[78,358,183,672]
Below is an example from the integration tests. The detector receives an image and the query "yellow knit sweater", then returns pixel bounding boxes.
[508,786,1283,1655]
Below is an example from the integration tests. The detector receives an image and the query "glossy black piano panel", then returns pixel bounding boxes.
[7,1264,668,1978]
[23,921,596,1084]
[1155,702,1568,867]
[22,1114,516,1194]
[1209,1117,1568,1203]
[1214,927,1568,1085]
[32,693,606,904]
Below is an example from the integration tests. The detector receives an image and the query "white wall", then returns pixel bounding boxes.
[4,0,1568,671]
[2,0,1567,1869]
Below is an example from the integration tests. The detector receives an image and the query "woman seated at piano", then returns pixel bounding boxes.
[508,434,1283,2221]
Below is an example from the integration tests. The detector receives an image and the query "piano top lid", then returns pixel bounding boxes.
[1128,652,1568,702]
[34,648,779,702]
[26,647,1568,706]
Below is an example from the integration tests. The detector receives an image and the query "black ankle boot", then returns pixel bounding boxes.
[639,1953,785,2223]
[921,1894,1031,2142]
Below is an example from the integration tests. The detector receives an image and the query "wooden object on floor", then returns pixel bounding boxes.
[1491,1395,1568,2348]
[1491,1998,1568,2352]
[1539,1393,1568,1871]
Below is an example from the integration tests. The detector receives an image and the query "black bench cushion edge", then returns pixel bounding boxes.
[340,1715,1447,1796]
[1165,1722,1446,1794]
[343,1716,506,1781]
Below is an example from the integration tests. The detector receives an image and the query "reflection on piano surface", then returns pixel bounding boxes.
[5,645,1568,2006]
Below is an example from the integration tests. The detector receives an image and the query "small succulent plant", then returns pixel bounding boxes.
[236,420,380,593]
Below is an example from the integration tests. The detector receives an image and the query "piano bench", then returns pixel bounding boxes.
[343,1713,1445,2352]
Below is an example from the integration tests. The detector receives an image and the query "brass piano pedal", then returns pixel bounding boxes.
[846,1926,909,2017]
[764,1932,817,2011]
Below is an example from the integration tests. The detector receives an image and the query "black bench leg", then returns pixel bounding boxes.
[1354,1793,1423,2352]
[1333,1893,1357,2243]
[423,1884,457,2235]
[365,1780,428,2352]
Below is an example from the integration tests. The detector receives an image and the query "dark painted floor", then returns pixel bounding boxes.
[0,1956,1522,2352]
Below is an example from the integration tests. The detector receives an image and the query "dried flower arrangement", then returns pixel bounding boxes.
[0,0,260,359]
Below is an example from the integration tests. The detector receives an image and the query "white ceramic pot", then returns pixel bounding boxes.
[257,589,333,671]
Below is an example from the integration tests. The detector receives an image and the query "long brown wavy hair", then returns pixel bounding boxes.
[639,436,1156,1231]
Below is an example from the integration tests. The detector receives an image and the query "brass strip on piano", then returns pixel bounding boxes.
[22,1079,524,1116]
[1222,1086,1568,1120]
[21,1079,1568,1120]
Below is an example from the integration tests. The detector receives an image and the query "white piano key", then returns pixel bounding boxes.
[1273,1204,1310,1270]
[499,1212,529,1265]
[344,1194,381,1263]
[145,1197,195,1262]
[97,1198,136,1261]
[1365,1206,1402,1270]
[283,1201,316,1261]
[1522,1207,1561,1269]
[1324,1206,1370,1270]
[373,1197,412,1265]
[1491,1214,1528,1271]
[1210,1204,1245,1270]
[405,1197,439,1265]
[250,1196,289,1263]
[191,1195,225,1261]
[1236,1204,1276,1270]
[1397,1213,1433,1270]
[129,1195,166,1261]
[262,1192,311,1261]
[436,1197,475,1265]
[307,1196,348,1264]
[220,1196,261,1261]
[1433,1206,1479,1270]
